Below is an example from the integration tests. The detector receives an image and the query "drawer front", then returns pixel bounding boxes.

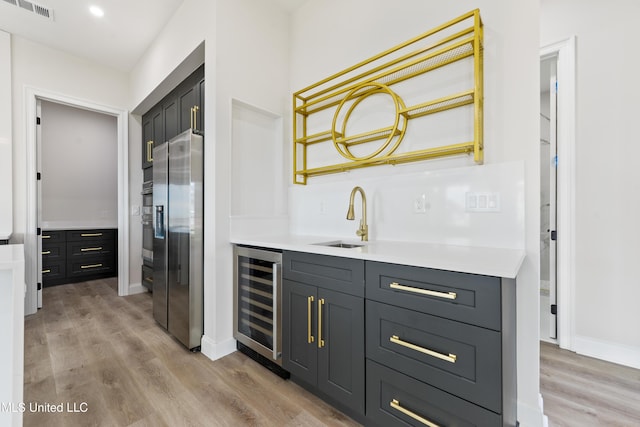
[283,251,364,297]
[366,360,501,427]
[366,300,502,413]
[41,242,65,262]
[42,261,66,284]
[67,256,116,279]
[66,229,116,243]
[67,240,115,259]
[366,261,501,330]
[141,264,153,291]
[42,230,65,243]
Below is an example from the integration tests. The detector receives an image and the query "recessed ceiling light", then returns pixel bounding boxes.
[89,5,104,18]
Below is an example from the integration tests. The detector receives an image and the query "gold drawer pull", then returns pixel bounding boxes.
[41,251,51,255]
[147,140,154,162]
[390,399,440,427]
[42,235,51,239]
[389,282,457,300]
[390,335,457,363]
[318,298,325,348]
[307,296,315,344]
[81,233,103,237]
[81,263,103,269]
[42,269,51,274]
[81,247,103,252]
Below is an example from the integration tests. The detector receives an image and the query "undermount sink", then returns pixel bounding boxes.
[313,240,365,249]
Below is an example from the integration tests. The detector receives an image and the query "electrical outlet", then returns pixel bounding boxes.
[413,194,427,214]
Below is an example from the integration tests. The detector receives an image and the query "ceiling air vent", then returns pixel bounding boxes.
[2,0,54,21]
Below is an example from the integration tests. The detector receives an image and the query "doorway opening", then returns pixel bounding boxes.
[539,37,577,350]
[24,87,129,315]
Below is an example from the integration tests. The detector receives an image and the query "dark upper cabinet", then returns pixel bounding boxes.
[141,64,204,169]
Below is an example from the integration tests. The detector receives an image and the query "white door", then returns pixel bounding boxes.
[548,71,558,339]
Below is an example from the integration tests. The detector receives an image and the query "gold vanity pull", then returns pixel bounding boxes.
[81,263,103,269]
[147,140,154,162]
[81,247,102,252]
[42,269,51,274]
[389,282,457,300]
[42,235,51,239]
[317,298,325,348]
[191,105,200,131]
[307,296,315,344]
[390,399,440,427]
[41,251,51,255]
[81,233,103,237]
[390,335,457,363]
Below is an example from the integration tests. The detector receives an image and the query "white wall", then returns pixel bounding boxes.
[40,101,118,228]
[10,36,129,242]
[0,30,12,240]
[541,0,640,367]
[290,1,542,425]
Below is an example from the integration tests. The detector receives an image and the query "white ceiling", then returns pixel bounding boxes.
[0,0,307,72]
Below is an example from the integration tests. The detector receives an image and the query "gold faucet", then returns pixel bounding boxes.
[346,186,368,241]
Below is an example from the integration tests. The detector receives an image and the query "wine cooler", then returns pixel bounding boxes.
[233,245,283,366]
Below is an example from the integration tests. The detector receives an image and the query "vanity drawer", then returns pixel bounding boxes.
[41,230,65,243]
[366,360,501,427]
[366,261,501,330]
[366,300,502,413]
[66,229,116,242]
[283,251,364,297]
[66,240,115,259]
[42,261,66,286]
[67,256,116,279]
[41,242,65,261]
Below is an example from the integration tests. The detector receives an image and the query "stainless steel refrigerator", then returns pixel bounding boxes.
[153,129,203,350]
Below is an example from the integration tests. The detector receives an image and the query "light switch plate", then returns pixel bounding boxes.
[466,192,500,212]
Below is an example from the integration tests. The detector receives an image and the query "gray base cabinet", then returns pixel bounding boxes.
[365,261,517,427]
[282,251,365,418]
[281,252,517,426]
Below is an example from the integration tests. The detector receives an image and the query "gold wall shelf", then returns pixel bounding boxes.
[293,9,483,184]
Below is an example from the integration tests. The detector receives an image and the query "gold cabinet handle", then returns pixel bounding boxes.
[41,251,51,255]
[42,269,51,274]
[390,335,457,363]
[81,247,102,252]
[317,298,325,348]
[307,296,314,344]
[389,282,457,300]
[81,233,103,237]
[42,235,51,239]
[81,263,103,269]
[191,105,200,131]
[390,399,440,427]
[147,140,154,162]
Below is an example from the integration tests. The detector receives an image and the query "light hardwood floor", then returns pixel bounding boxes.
[540,342,640,426]
[23,278,360,427]
[24,279,640,426]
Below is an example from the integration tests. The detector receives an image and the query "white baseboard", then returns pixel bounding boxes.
[201,335,236,361]
[517,393,546,427]
[574,335,640,370]
[127,282,148,296]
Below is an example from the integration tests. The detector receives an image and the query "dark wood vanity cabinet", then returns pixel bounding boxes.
[365,261,517,427]
[282,251,365,420]
[280,252,517,427]
[42,229,117,286]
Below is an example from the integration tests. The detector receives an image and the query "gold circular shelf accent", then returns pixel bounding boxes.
[331,82,407,161]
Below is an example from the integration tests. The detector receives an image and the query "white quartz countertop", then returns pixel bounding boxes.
[0,244,24,270]
[231,234,525,278]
